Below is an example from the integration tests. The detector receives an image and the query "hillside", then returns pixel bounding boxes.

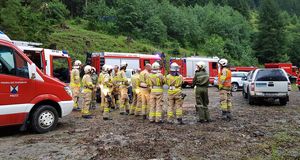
[45,21,193,62]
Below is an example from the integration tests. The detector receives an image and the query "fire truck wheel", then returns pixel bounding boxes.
[31,105,59,133]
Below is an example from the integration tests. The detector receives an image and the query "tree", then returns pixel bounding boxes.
[143,16,167,43]
[255,0,287,63]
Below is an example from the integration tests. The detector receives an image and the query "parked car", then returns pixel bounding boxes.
[242,68,291,105]
[213,71,248,92]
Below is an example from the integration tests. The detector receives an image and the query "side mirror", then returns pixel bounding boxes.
[242,76,247,81]
[29,63,37,80]
[0,63,2,71]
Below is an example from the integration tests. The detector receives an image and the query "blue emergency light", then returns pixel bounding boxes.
[62,50,68,55]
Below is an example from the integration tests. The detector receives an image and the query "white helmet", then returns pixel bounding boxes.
[104,65,113,72]
[120,61,128,68]
[170,62,180,72]
[74,60,82,68]
[84,65,92,74]
[91,67,96,72]
[152,62,160,70]
[219,58,228,67]
[196,61,206,69]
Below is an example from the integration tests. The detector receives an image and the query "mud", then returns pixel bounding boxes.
[1,88,300,160]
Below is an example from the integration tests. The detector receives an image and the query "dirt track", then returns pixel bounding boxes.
[1,88,300,160]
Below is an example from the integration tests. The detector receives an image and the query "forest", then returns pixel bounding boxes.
[0,0,300,66]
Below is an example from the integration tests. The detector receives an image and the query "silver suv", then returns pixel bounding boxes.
[242,68,291,105]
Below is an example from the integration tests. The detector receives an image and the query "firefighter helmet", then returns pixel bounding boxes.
[219,58,228,67]
[120,61,128,68]
[84,65,92,74]
[196,61,206,69]
[91,67,96,72]
[104,65,113,72]
[152,62,160,70]
[170,62,180,72]
[74,60,82,66]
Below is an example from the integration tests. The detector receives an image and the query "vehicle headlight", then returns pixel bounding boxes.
[64,86,72,97]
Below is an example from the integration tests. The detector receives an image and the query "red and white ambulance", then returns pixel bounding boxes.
[12,40,72,83]
[89,52,165,74]
[0,32,73,133]
[170,56,219,87]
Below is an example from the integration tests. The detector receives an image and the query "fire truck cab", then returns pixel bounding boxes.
[170,57,219,87]
[89,52,164,74]
[13,41,72,83]
[0,32,73,133]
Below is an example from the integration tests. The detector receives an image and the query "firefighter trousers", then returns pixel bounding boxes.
[149,92,163,122]
[195,86,210,121]
[120,87,129,113]
[81,91,92,116]
[220,89,232,112]
[130,91,141,115]
[167,92,183,122]
[140,88,150,116]
[103,92,112,119]
[71,86,80,109]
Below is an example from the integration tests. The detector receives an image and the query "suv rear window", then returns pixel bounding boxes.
[255,70,288,81]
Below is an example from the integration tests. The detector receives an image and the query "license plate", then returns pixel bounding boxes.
[264,93,278,96]
[256,83,267,87]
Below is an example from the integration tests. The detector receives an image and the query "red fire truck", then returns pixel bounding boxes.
[230,66,257,72]
[265,63,300,90]
[170,57,219,87]
[13,41,72,83]
[89,52,164,74]
[0,32,73,133]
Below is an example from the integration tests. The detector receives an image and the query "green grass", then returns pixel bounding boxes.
[45,20,194,62]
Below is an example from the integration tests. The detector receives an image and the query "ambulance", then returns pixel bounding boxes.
[0,32,73,133]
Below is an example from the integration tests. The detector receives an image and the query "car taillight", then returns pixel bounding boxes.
[288,82,291,91]
[251,83,255,91]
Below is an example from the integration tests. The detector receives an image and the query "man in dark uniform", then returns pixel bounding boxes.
[193,61,211,123]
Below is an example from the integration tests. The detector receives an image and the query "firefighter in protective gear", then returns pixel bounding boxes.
[111,65,120,109]
[117,61,130,115]
[70,60,82,111]
[147,62,165,123]
[102,65,114,120]
[81,65,94,119]
[130,68,142,115]
[90,67,98,110]
[166,62,184,124]
[139,63,152,119]
[218,58,232,120]
[98,65,106,112]
[193,61,211,123]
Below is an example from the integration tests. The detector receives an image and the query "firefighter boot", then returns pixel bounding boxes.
[204,108,212,123]
[222,111,228,120]
[177,118,184,125]
[227,111,233,121]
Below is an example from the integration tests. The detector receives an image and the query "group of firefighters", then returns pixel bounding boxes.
[69,58,233,124]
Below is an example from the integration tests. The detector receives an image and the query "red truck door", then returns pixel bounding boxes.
[0,44,35,126]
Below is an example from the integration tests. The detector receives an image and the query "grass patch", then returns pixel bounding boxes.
[45,20,195,62]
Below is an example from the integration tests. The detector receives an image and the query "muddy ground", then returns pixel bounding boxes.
[0,88,300,160]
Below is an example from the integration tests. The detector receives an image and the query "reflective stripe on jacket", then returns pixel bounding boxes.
[147,73,165,93]
[70,68,81,87]
[166,74,182,94]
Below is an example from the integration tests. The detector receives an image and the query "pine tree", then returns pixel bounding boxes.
[255,0,287,63]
